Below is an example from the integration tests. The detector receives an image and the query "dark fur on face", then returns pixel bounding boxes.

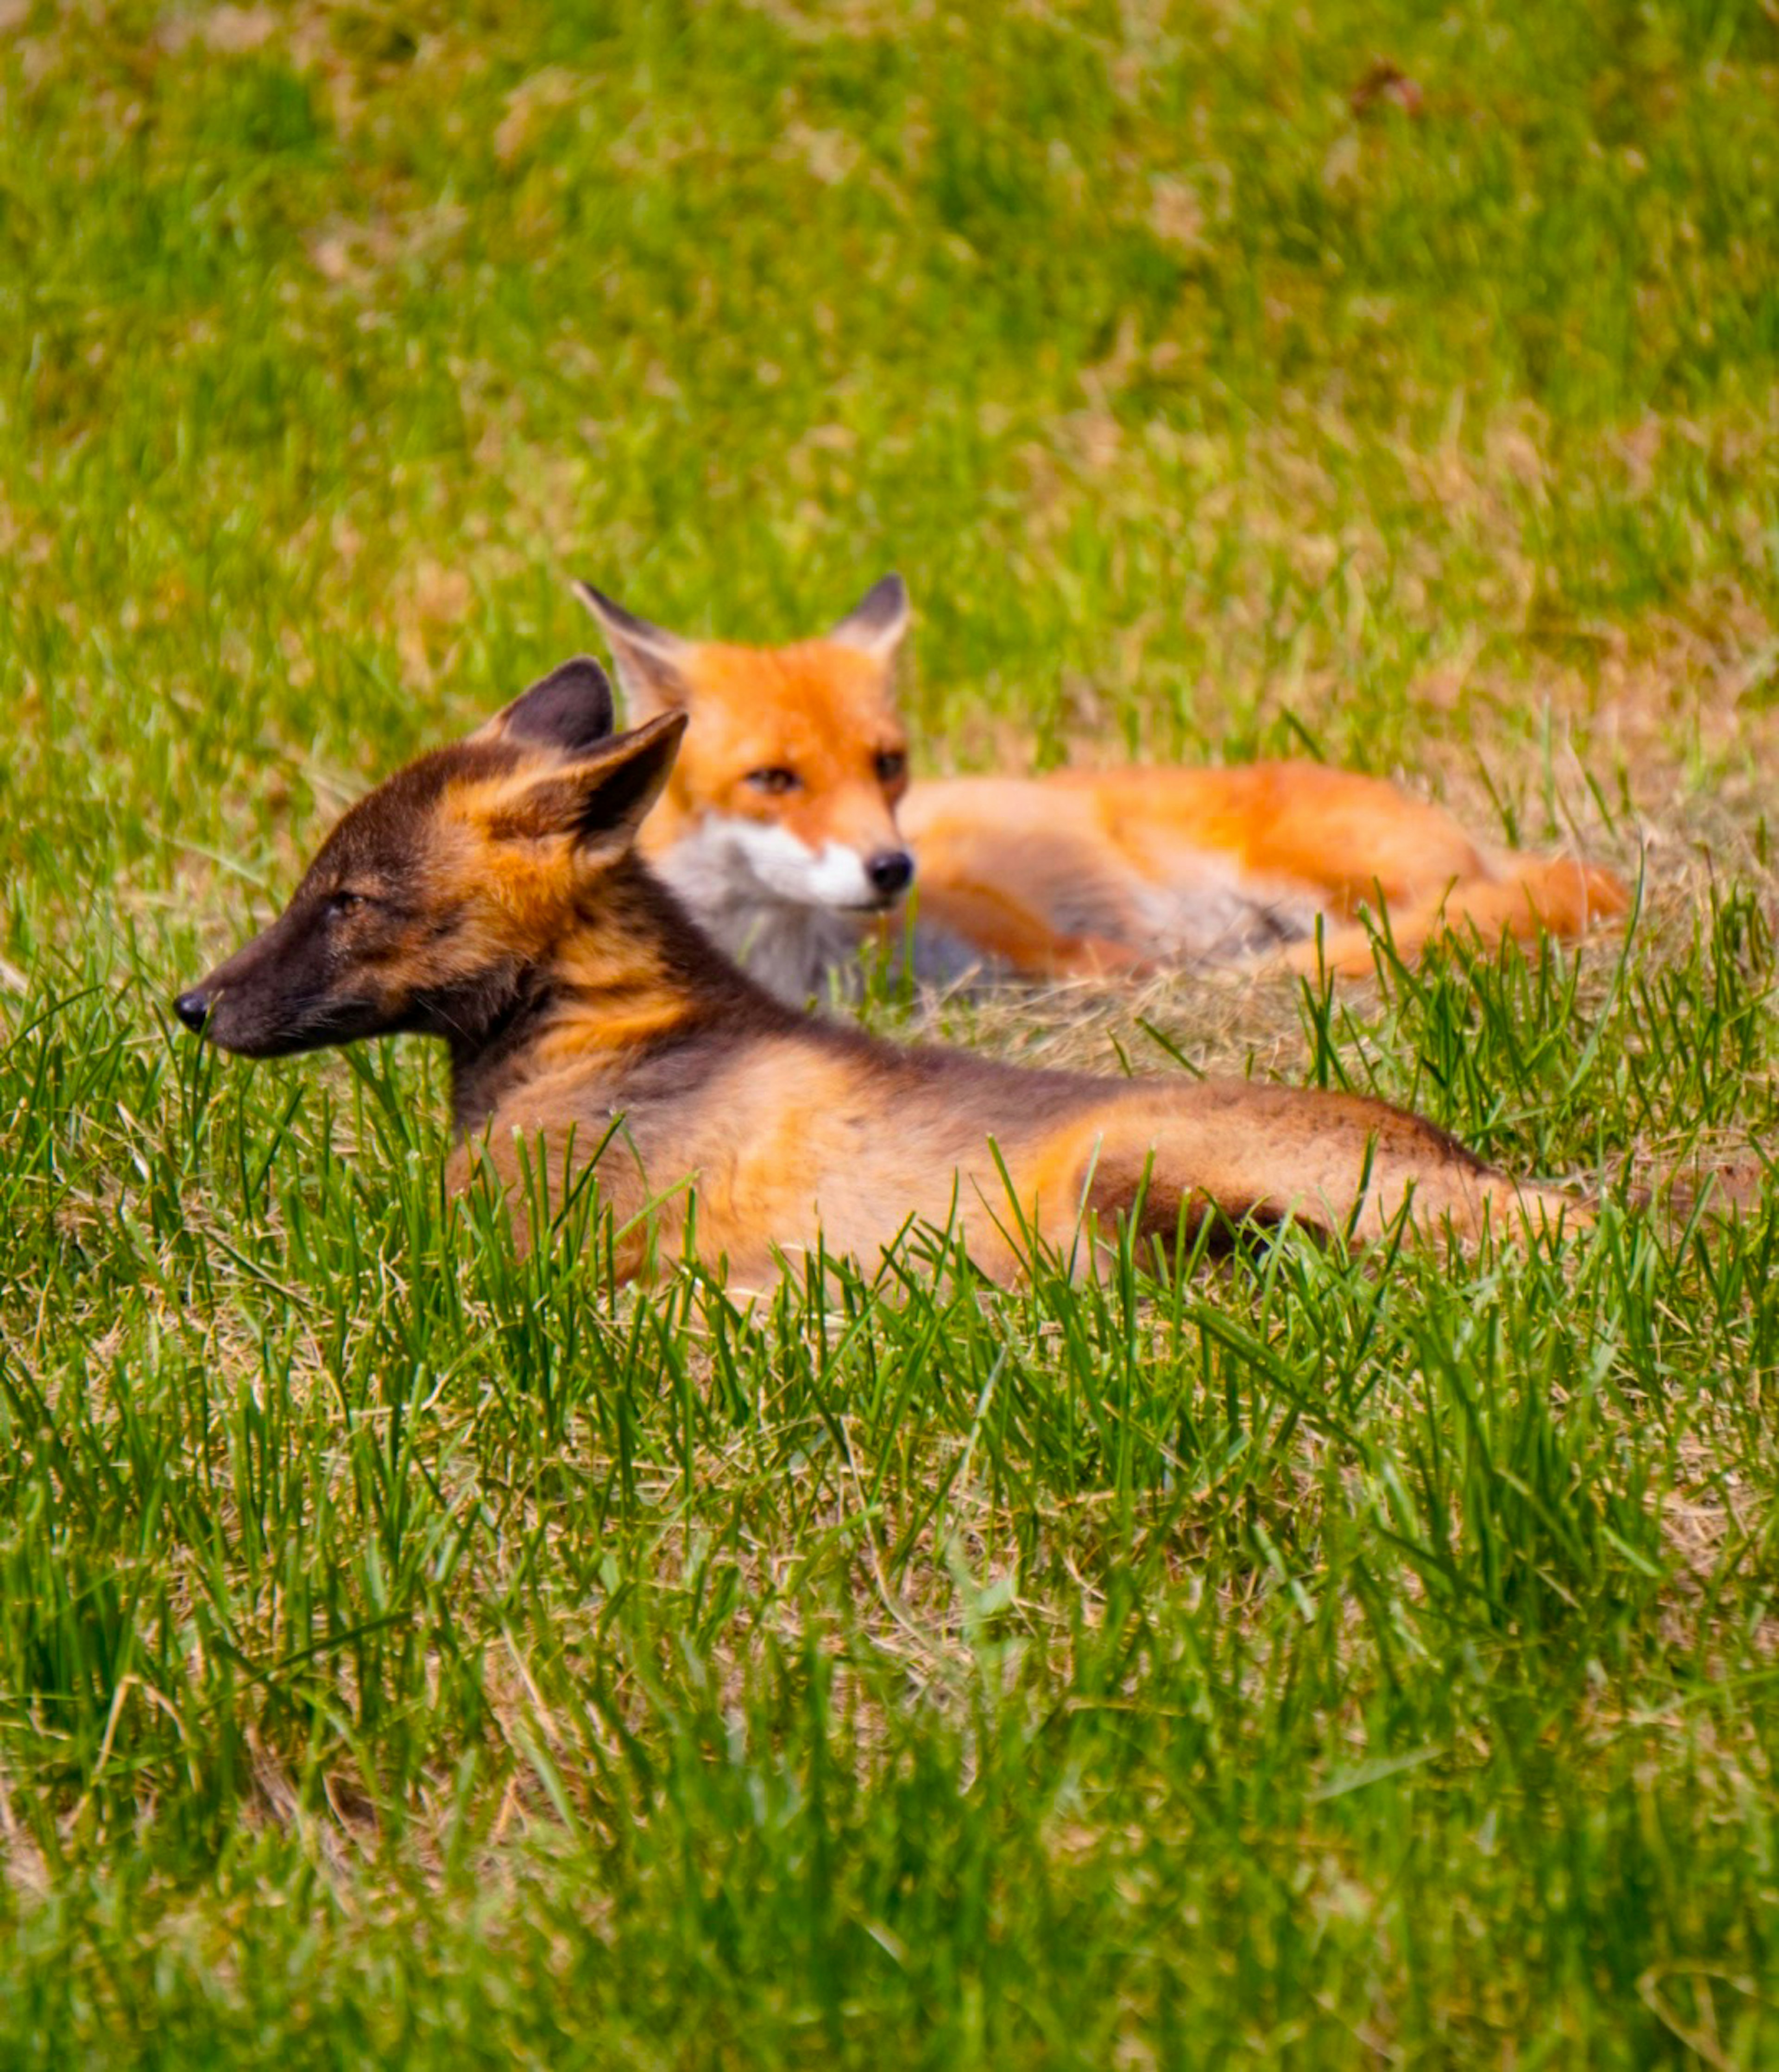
[174,660,686,1061]
[174,655,1566,1281]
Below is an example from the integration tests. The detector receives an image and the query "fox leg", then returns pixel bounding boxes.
[1061,1085,1583,1254]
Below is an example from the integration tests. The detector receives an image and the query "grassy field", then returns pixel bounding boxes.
[4,0,1779,2062]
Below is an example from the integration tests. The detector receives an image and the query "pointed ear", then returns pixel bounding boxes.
[571,580,694,719]
[511,709,688,860]
[484,656,616,754]
[828,574,910,663]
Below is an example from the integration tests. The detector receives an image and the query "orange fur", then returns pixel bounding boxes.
[900,764,1631,979]
[574,580,1629,995]
[175,661,1585,1289]
[643,638,908,870]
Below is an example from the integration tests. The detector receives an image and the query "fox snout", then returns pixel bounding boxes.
[171,965,290,1056]
[171,975,278,1055]
[174,930,278,1053]
[172,960,292,1056]
[866,849,914,900]
[724,822,916,912]
[174,657,694,1066]
[782,832,914,911]
[173,902,384,1058]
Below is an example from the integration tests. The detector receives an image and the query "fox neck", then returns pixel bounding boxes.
[445,856,787,1134]
[645,815,864,1005]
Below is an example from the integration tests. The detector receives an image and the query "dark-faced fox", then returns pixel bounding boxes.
[575,577,1628,1003]
[175,659,1579,1285]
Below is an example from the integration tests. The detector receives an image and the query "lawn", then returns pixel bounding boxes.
[3,0,1778,2063]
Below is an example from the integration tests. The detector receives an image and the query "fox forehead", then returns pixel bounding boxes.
[299,737,583,917]
[298,741,512,883]
[674,638,904,783]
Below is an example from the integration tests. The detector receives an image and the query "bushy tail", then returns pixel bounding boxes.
[1495,852,1632,935]
[1282,851,1631,978]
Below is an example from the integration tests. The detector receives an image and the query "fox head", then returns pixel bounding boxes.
[574,575,915,916]
[174,659,686,1058]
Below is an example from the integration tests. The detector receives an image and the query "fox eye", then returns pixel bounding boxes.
[327,890,367,917]
[745,767,800,796]
[874,750,907,785]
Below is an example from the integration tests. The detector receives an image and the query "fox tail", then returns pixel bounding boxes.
[1284,851,1632,978]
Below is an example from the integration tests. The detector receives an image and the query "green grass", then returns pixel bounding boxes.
[4,0,1779,2062]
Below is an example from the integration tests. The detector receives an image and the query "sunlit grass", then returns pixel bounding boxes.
[3,0,1778,2063]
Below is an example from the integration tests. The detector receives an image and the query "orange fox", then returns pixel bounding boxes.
[173,658,1573,1285]
[575,578,1629,1000]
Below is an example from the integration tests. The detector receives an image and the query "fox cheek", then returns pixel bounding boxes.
[715,819,881,909]
[397,907,526,1006]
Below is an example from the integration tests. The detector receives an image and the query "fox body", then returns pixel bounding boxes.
[576,579,1628,1000]
[174,660,1568,1285]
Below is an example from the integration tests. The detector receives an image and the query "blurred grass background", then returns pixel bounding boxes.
[3,1,1779,2064]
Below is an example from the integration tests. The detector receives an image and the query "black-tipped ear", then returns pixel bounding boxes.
[829,573,910,662]
[571,581,693,718]
[493,657,616,754]
[537,708,689,857]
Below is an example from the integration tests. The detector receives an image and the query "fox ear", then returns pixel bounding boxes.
[488,656,617,754]
[516,709,689,860]
[828,573,910,664]
[571,581,693,719]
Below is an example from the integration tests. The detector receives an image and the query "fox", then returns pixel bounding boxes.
[573,576,1629,1001]
[173,656,1579,1287]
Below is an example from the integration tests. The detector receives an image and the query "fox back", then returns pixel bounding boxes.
[573,581,1627,997]
[177,657,1573,1285]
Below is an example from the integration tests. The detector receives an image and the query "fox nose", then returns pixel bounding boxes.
[866,850,915,899]
[173,989,211,1032]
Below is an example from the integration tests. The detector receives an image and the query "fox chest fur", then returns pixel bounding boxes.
[176,655,1572,1287]
[573,576,1627,1002]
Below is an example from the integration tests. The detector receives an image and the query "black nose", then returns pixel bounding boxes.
[173,990,210,1032]
[866,850,915,898]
